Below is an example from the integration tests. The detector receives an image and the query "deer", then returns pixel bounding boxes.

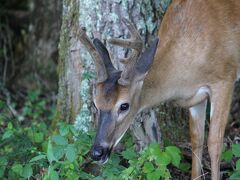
[78,0,240,179]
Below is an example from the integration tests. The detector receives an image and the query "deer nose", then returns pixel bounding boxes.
[90,146,104,161]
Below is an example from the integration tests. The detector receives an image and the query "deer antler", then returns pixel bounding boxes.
[77,28,108,83]
[108,18,144,86]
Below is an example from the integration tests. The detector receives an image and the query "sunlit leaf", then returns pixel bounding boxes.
[143,162,154,173]
[166,146,181,167]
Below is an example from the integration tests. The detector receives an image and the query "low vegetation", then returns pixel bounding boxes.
[0,90,239,179]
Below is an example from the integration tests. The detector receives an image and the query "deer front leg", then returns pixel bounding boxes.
[189,100,207,179]
[208,82,234,180]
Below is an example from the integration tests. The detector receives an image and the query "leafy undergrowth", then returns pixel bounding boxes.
[0,90,239,179]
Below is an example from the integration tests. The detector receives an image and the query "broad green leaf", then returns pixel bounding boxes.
[29,155,46,163]
[47,140,56,163]
[22,164,33,178]
[149,143,161,157]
[33,132,44,143]
[229,171,240,180]
[147,169,161,180]
[236,159,240,171]
[156,152,171,166]
[0,166,6,177]
[7,122,13,129]
[2,130,13,140]
[11,164,23,175]
[166,146,181,154]
[53,145,65,160]
[121,148,137,160]
[52,135,68,146]
[166,146,181,167]
[221,149,233,162]
[49,169,59,180]
[0,157,8,166]
[66,144,76,162]
[122,166,134,177]
[143,162,154,173]
[232,144,240,157]
[0,157,7,177]
[59,123,69,136]
[70,126,78,136]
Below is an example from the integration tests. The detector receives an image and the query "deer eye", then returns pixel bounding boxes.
[120,103,129,112]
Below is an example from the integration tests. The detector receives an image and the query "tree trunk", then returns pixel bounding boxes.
[54,0,83,129]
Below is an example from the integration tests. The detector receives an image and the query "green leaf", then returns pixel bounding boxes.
[221,149,233,162]
[59,123,69,136]
[49,168,59,180]
[2,130,13,140]
[66,144,76,162]
[22,164,33,178]
[179,162,191,172]
[53,145,65,160]
[122,166,134,177]
[149,143,161,157]
[166,146,181,154]
[236,159,240,171]
[121,148,137,160]
[0,157,8,166]
[166,146,181,167]
[0,157,7,177]
[29,155,46,163]
[52,135,68,146]
[155,152,171,166]
[143,162,154,173]
[229,171,240,180]
[7,122,13,129]
[33,132,44,143]
[147,169,161,180]
[47,140,56,163]
[232,144,240,157]
[70,126,78,136]
[11,164,23,175]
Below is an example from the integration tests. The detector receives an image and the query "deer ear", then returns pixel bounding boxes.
[135,38,159,75]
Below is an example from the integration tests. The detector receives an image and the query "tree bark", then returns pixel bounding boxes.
[54,0,83,129]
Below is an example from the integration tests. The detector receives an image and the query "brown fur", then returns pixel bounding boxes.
[93,1,240,179]
[137,0,240,179]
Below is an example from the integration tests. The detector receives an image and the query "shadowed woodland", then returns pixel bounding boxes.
[0,0,240,179]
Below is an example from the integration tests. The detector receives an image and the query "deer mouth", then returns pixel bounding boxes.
[90,145,113,164]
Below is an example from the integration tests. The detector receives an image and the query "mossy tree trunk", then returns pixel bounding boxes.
[54,0,82,129]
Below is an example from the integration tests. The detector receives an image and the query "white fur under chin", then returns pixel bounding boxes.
[99,157,109,165]
[113,129,128,148]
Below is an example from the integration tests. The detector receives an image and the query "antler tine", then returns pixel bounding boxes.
[108,18,143,50]
[77,28,108,83]
[108,18,144,86]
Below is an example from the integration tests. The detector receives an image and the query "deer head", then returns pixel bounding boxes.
[78,18,158,163]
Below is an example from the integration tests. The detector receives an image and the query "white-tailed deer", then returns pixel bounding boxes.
[78,0,240,179]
